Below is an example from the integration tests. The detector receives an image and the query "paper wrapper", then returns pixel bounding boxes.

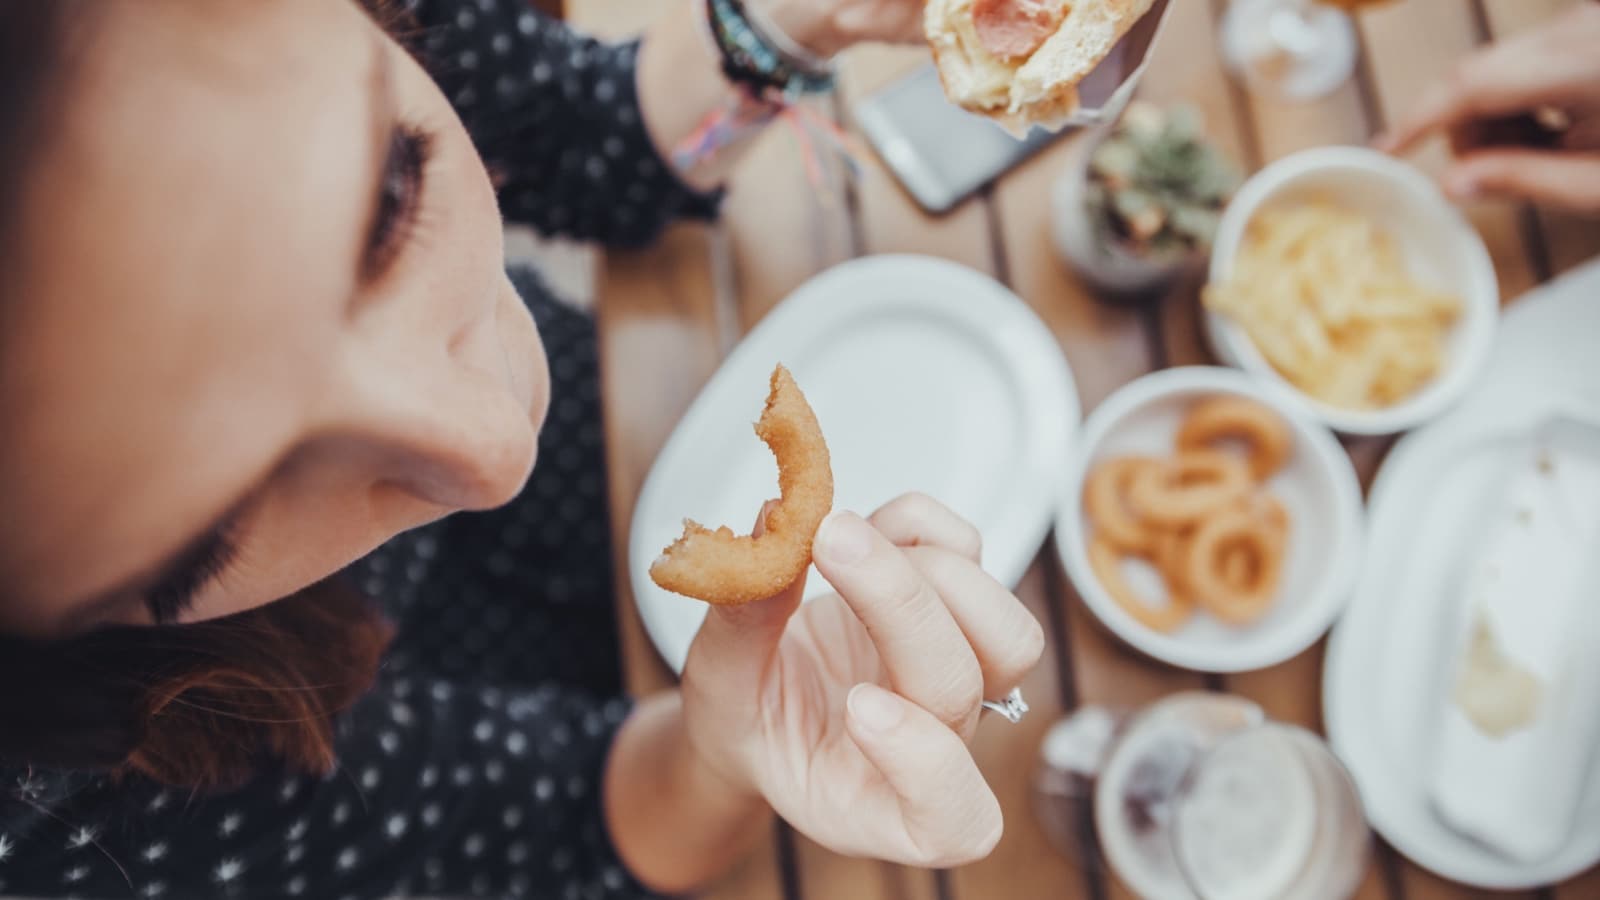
[1045,0,1174,131]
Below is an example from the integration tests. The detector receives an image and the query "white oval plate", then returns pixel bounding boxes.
[629,255,1080,674]
[1324,259,1600,889]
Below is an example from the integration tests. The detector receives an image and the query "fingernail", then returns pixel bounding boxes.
[848,684,904,732]
[815,511,871,566]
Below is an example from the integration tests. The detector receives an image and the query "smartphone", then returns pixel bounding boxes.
[854,65,1067,215]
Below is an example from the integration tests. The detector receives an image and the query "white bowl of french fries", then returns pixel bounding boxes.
[1204,146,1499,436]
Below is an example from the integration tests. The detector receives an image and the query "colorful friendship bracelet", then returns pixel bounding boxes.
[704,0,836,98]
[673,0,860,197]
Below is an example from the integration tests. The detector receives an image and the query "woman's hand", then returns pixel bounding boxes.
[680,493,1045,866]
[1376,2,1600,213]
[756,0,929,58]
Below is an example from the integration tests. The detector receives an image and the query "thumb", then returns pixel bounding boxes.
[684,501,806,687]
[1444,150,1600,212]
[842,683,1004,867]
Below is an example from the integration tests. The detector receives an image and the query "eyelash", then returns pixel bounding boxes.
[144,526,241,625]
[364,123,434,281]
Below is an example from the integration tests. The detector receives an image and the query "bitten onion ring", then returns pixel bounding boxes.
[1176,396,1293,482]
[1084,457,1164,554]
[1127,450,1253,527]
[1089,537,1194,634]
[1182,503,1287,626]
[649,365,834,605]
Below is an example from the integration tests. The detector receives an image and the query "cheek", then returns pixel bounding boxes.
[186,101,545,620]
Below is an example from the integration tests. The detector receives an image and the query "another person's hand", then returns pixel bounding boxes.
[680,493,1045,866]
[1376,2,1600,213]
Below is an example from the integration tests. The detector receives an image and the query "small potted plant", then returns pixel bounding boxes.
[1052,102,1242,298]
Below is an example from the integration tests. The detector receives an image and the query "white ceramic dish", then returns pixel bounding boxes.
[1056,367,1364,673]
[1206,146,1499,436]
[1324,258,1600,888]
[629,255,1080,674]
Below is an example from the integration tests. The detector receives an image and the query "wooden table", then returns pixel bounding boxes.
[572,0,1600,897]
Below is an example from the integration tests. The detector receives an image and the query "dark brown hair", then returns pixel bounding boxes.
[0,582,395,788]
[0,3,397,790]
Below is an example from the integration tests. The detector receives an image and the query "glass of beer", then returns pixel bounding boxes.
[1218,0,1395,100]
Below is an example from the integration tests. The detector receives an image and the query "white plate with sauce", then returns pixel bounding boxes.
[1324,258,1600,888]
[629,255,1080,674]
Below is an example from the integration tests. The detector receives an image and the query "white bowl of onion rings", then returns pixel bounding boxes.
[1056,367,1364,672]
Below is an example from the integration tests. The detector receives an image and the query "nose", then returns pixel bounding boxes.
[316,333,541,513]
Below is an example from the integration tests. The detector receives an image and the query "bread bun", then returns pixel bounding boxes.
[926,0,1158,133]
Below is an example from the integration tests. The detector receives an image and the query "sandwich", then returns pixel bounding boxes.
[925,0,1159,133]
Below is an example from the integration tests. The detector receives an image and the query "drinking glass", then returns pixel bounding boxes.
[1058,692,1370,899]
[1218,0,1394,100]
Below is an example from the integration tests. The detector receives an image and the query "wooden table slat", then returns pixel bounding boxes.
[1555,866,1600,899]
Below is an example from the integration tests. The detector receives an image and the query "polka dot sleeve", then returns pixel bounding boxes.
[0,678,653,899]
[405,0,721,247]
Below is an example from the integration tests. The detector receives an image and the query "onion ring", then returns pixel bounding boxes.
[1181,504,1287,626]
[1089,537,1193,633]
[1127,450,1252,528]
[1153,529,1193,596]
[1177,397,1293,482]
[649,365,833,605]
[1084,457,1164,554]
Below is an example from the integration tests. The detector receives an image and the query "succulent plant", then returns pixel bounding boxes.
[1085,102,1241,262]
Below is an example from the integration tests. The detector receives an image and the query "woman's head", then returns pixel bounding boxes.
[0,0,552,783]
[1,0,550,640]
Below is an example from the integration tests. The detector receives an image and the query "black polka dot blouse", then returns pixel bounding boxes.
[0,2,718,898]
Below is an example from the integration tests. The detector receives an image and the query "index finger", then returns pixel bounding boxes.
[868,492,982,563]
[1378,33,1575,155]
[813,511,985,735]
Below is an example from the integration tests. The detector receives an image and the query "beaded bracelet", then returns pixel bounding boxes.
[704,0,836,98]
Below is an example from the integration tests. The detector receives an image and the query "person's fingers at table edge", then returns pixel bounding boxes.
[1375,35,1580,156]
[843,683,1003,868]
[1445,149,1600,211]
[814,510,984,732]
[1375,80,1463,155]
[903,545,1044,698]
[867,492,982,563]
